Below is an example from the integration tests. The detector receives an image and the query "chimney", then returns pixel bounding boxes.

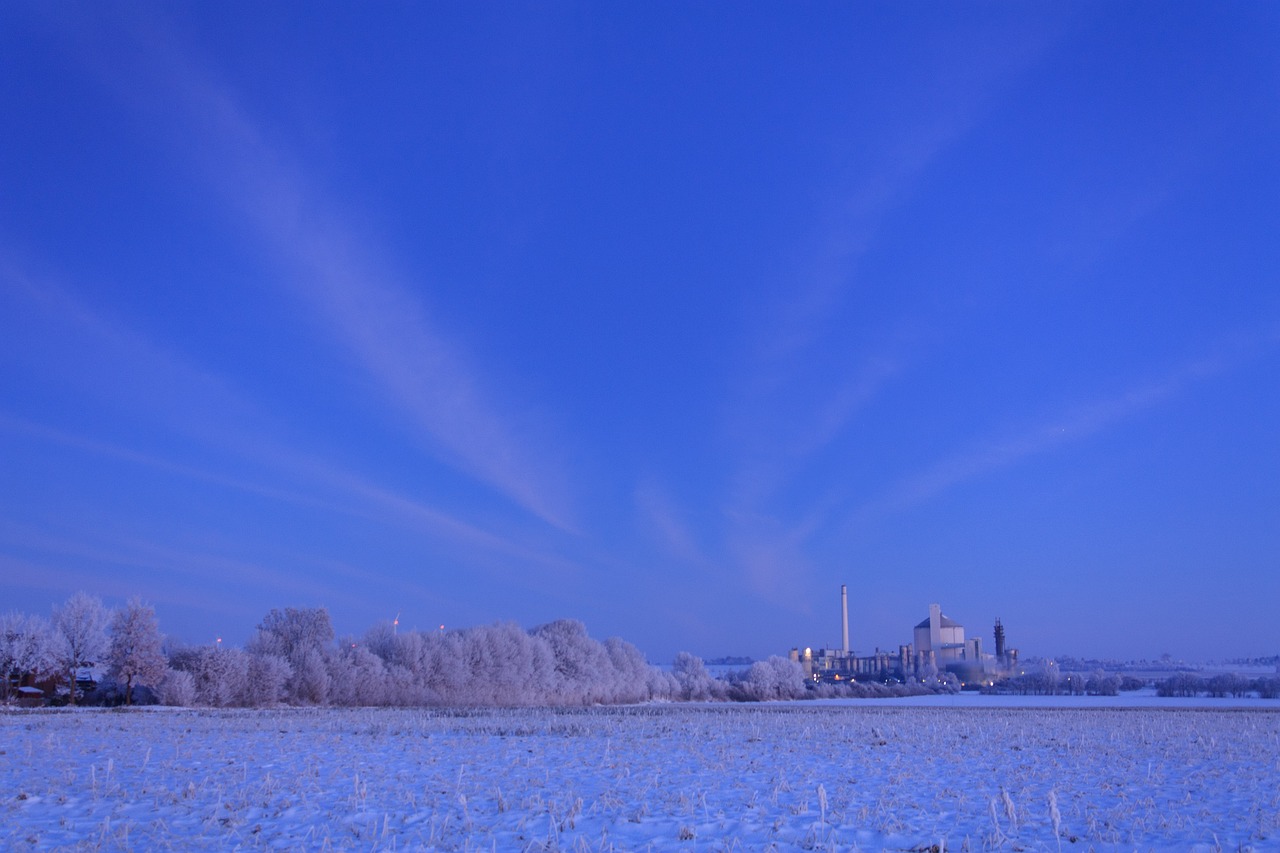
[841,584,850,654]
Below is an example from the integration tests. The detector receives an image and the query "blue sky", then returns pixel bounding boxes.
[3,3,1278,663]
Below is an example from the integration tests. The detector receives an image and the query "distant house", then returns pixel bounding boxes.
[7,669,50,703]
[74,667,98,696]
[5,666,95,705]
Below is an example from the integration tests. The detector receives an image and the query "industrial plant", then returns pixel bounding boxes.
[790,585,1019,686]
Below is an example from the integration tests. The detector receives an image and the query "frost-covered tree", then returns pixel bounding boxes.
[532,619,614,704]
[1085,670,1120,696]
[158,668,196,706]
[107,598,167,705]
[646,662,680,701]
[293,649,332,704]
[251,606,334,661]
[1254,676,1280,699]
[363,626,435,705]
[602,635,666,703]
[248,606,334,704]
[1206,672,1250,698]
[466,622,559,705]
[1156,672,1203,698]
[1043,660,1062,695]
[0,612,56,700]
[672,652,717,701]
[244,653,292,707]
[339,619,675,707]
[427,629,472,702]
[170,645,251,707]
[733,656,807,701]
[53,592,110,705]
[362,620,399,663]
[326,640,386,707]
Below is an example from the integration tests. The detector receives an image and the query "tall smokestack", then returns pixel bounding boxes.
[841,584,850,653]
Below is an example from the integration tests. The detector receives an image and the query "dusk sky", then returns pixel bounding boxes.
[3,3,1278,663]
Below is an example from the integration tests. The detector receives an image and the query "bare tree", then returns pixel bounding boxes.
[53,592,110,705]
[107,598,167,705]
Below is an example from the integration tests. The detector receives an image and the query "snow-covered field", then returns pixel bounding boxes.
[3,703,1278,851]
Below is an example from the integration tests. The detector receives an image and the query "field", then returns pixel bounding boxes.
[2,702,1278,851]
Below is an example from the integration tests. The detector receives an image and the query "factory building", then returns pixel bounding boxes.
[913,603,974,664]
[791,584,858,681]
[791,588,1018,685]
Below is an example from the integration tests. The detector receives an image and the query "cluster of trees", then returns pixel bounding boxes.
[3,593,837,708]
[4,593,1015,709]
[1157,672,1280,699]
[162,611,683,708]
[989,667,1280,699]
[0,593,165,706]
[985,665,1145,696]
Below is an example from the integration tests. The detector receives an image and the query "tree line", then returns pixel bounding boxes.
[985,665,1280,699]
[3,593,862,707]
[1155,671,1280,699]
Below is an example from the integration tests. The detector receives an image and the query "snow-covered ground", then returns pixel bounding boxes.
[3,703,1277,851]
[813,687,1280,709]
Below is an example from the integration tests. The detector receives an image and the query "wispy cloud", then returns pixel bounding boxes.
[0,409,580,586]
[634,481,710,570]
[723,510,814,614]
[304,465,583,582]
[0,261,580,583]
[852,325,1280,522]
[0,257,266,443]
[724,23,1064,523]
[727,342,910,513]
[0,520,325,597]
[63,14,577,531]
[0,410,317,508]
[745,21,1061,382]
[712,28,1065,596]
[0,542,333,630]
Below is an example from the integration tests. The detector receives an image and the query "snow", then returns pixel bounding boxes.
[3,703,1278,850]
[810,687,1280,710]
